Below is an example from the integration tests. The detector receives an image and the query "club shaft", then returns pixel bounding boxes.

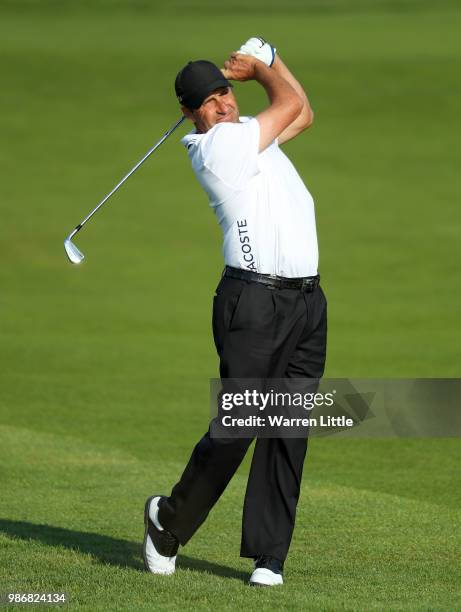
[69,116,185,240]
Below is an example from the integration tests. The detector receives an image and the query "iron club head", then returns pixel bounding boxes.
[64,237,85,264]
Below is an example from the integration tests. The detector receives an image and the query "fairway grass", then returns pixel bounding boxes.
[1,1,461,609]
[1,425,460,611]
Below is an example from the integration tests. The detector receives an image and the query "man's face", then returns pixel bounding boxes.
[183,87,239,133]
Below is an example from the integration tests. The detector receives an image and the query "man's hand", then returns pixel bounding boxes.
[222,53,262,81]
[238,37,276,67]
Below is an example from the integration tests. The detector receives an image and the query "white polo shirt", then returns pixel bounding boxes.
[181,116,318,278]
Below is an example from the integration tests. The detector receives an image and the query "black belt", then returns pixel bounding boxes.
[224,266,320,291]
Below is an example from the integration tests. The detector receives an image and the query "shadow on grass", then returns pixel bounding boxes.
[0,519,247,581]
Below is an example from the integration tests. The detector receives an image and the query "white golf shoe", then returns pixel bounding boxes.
[249,555,284,586]
[143,496,179,575]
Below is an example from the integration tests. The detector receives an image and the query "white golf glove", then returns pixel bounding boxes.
[238,37,276,67]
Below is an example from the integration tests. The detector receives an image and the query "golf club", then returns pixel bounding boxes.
[64,115,186,264]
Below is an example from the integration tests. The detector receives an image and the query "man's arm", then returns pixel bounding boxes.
[222,53,303,152]
[271,55,314,145]
[237,38,314,145]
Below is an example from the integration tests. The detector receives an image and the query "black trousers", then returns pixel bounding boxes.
[158,275,327,562]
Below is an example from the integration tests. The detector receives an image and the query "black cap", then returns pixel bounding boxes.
[175,60,231,110]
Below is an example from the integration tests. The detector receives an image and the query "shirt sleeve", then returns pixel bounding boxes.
[198,118,260,189]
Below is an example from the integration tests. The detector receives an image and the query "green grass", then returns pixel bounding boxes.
[1,427,460,610]
[1,1,460,609]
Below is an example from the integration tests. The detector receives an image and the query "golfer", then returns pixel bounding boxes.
[143,38,327,587]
